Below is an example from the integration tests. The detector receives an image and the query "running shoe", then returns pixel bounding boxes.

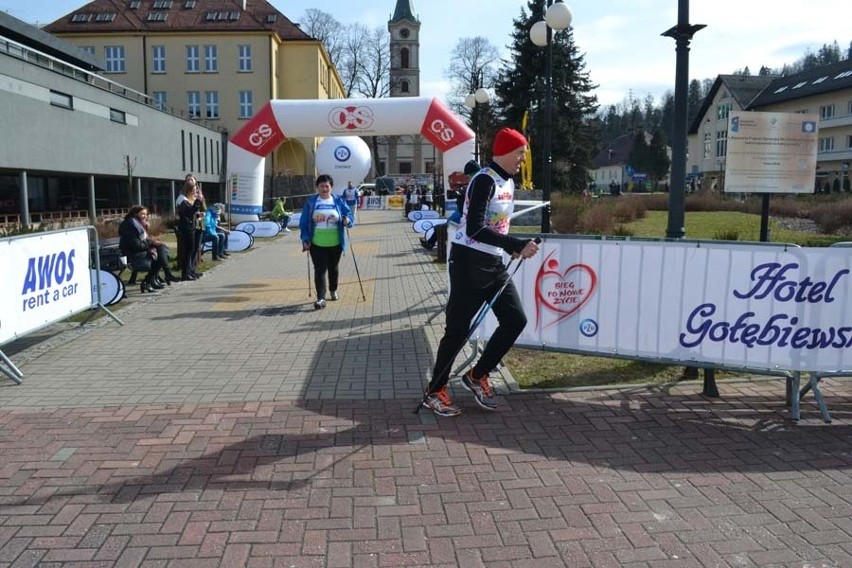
[330,291,339,301]
[313,299,326,310]
[461,370,499,410]
[422,386,461,417]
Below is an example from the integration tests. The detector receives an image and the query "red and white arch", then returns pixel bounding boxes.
[227,97,475,221]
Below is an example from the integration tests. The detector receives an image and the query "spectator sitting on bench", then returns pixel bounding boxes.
[119,205,180,293]
[270,196,292,233]
[202,205,230,260]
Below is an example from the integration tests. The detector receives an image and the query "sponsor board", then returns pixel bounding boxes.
[1,228,93,345]
[407,210,441,222]
[234,221,281,238]
[90,269,124,306]
[413,218,447,234]
[203,230,254,253]
[476,237,852,374]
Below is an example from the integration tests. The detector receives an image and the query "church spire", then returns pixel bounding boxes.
[390,0,419,24]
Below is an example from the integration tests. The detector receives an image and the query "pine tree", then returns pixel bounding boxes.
[494,0,599,193]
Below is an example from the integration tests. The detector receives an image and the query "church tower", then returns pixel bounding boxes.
[388,0,420,98]
[381,0,438,180]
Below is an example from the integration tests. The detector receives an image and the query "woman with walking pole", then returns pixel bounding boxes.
[420,128,540,417]
[299,174,353,310]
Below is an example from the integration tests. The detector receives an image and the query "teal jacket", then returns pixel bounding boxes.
[299,194,353,250]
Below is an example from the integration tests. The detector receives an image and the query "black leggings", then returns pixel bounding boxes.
[430,246,527,391]
[309,244,343,300]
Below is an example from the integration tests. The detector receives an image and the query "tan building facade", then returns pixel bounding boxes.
[45,0,345,177]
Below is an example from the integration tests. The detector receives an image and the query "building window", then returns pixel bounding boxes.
[71,13,92,22]
[146,13,167,22]
[186,45,199,72]
[184,0,196,8]
[847,100,852,115]
[152,0,173,8]
[818,137,834,152]
[846,134,852,149]
[81,46,95,55]
[95,13,116,22]
[104,45,125,72]
[238,90,253,118]
[50,90,73,109]
[129,0,141,9]
[187,91,200,118]
[820,104,835,120]
[110,108,126,124]
[400,80,410,94]
[401,47,409,69]
[153,91,167,110]
[715,130,727,158]
[716,103,732,120]
[204,45,217,72]
[424,160,434,174]
[152,45,166,73]
[238,45,252,72]
[205,91,219,119]
[398,162,413,174]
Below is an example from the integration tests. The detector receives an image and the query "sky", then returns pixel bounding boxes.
[3,0,850,108]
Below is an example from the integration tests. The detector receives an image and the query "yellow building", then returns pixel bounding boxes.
[45,0,345,176]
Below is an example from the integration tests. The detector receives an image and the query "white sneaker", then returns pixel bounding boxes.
[283,227,291,233]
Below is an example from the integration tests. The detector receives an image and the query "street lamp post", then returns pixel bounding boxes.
[464,72,490,163]
[530,0,572,234]
[662,0,704,239]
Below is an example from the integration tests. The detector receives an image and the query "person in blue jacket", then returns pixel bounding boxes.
[299,174,353,309]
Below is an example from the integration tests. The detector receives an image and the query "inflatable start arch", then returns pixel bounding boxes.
[227,97,475,222]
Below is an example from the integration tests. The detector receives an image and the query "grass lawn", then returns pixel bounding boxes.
[624,210,848,247]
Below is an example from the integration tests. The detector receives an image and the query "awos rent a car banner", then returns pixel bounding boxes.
[480,238,852,374]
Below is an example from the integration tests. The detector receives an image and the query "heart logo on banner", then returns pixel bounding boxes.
[534,251,597,329]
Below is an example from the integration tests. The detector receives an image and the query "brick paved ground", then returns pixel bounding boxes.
[1,209,851,567]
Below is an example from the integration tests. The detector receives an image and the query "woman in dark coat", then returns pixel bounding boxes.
[118,205,179,293]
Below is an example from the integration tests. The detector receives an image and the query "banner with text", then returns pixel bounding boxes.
[0,228,93,345]
[480,238,852,373]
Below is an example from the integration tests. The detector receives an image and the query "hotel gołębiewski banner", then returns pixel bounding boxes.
[0,228,93,345]
[479,238,852,374]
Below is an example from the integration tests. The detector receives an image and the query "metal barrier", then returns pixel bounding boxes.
[465,232,852,422]
[0,226,123,384]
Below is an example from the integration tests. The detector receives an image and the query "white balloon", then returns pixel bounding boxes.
[315,137,372,192]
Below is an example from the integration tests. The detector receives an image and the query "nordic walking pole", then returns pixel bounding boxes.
[345,225,367,301]
[305,248,312,298]
[414,237,541,414]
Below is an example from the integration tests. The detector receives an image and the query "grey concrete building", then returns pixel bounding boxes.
[0,11,224,230]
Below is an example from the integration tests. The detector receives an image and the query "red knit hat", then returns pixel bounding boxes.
[492,127,527,156]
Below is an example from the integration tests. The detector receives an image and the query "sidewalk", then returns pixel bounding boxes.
[1,209,851,567]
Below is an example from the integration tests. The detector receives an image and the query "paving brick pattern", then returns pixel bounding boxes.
[2,209,852,567]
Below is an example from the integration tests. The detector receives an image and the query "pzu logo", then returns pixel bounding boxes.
[430,119,455,143]
[329,106,374,130]
[334,146,351,162]
[248,123,274,148]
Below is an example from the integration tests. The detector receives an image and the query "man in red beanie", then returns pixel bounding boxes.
[422,127,539,417]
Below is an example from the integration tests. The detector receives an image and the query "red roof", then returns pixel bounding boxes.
[44,0,311,40]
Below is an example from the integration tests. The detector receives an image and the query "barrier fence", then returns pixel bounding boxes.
[0,226,122,384]
[457,233,852,422]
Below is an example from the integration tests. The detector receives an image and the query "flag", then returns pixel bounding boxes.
[520,110,534,190]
